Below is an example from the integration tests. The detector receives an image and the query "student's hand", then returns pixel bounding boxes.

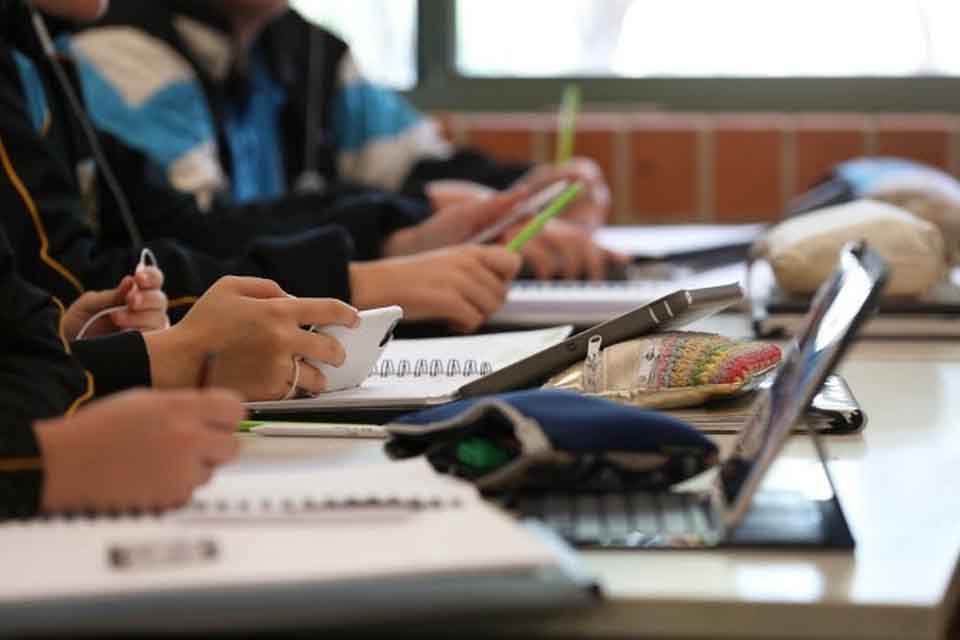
[425,180,497,212]
[383,186,529,256]
[502,219,630,281]
[515,157,611,228]
[143,277,359,401]
[63,266,169,339]
[350,246,522,333]
[35,389,244,513]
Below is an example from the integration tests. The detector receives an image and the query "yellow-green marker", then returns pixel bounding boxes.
[237,420,266,433]
[555,84,581,165]
[506,183,583,252]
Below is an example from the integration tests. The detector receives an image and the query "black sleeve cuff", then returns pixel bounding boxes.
[0,469,43,521]
[71,331,152,396]
[248,225,354,302]
[401,150,533,198]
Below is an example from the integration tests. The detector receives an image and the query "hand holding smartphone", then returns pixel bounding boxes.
[306,306,403,392]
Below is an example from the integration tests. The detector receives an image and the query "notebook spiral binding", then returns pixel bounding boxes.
[186,495,462,514]
[20,496,463,524]
[369,358,494,379]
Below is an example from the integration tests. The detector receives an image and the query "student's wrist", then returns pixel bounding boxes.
[142,326,203,389]
[382,227,421,257]
[348,263,384,311]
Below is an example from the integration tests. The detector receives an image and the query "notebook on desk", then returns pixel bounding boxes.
[249,284,743,417]
[668,374,865,435]
[0,460,597,636]
[594,223,766,264]
[490,263,747,328]
[499,242,887,550]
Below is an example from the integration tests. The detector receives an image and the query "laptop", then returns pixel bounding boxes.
[499,241,888,550]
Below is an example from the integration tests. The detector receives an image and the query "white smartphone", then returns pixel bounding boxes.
[306,306,403,393]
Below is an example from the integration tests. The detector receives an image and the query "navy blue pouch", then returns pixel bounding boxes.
[385,390,718,491]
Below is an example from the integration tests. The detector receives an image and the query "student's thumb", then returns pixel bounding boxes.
[464,185,530,229]
[80,287,124,313]
[477,246,524,280]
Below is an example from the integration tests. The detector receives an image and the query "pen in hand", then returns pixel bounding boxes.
[506,182,584,252]
[556,84,581,166]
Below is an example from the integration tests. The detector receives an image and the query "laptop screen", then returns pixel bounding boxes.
[716,242,889,529]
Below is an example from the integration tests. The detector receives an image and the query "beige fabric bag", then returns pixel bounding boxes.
[752,199,947,297]
[865,169,960,264]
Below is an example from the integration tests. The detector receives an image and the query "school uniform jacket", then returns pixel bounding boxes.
[0,217,89,520]
[71,1,531,209]
[0,0,427,316]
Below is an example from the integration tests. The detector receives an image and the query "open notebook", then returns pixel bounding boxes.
[0,460,596,636]
[249,326,573,413]
[249,283,743,416]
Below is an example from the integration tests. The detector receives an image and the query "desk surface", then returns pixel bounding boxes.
[232,318,960,640]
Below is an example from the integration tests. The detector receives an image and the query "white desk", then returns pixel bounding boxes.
[233,329,960,640]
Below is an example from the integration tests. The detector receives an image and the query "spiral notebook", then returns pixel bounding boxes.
[249,283,742,417]
[665,375,865,434]
[490,262,747,327]
[0,460,597,635]
[248,326,575,414]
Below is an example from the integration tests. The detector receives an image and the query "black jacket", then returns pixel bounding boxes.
[0,219,89,520]
[0,0,415,312]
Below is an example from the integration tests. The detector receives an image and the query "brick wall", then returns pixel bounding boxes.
[435,112,960,225]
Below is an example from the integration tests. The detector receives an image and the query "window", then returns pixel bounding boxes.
[290,0,418,89]
[456,0,960,78]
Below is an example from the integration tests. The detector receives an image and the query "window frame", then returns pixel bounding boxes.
[404,0,960,112]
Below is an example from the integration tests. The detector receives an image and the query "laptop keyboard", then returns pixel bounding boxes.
[497,490,718,549]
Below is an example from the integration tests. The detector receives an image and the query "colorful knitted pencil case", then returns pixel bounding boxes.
[543,331,782,410]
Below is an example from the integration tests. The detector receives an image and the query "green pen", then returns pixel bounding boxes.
[506,182,584,252]
[555,84,581,165]
[236,420,266,433]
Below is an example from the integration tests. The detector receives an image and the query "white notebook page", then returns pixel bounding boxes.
[247,326,572,410]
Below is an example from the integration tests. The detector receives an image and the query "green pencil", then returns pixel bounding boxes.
[236,420,266,433]
[506,183,583,252]
[555,84,581,165]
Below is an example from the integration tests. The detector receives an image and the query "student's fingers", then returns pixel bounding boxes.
[186,461,216,490]
[451,268,504,319]
[293,360,327,395]
[277,298,359,329]
[536,229,584,280]
[198,432,240,467]
[444,295,486,334]
[174,390,246,431]
[426,180,497,210]
[458,185,530,230]
[75,288,121,315]
[519,240,556,281]
[110,309,168,332]
[133,266,164,291]
[586,242,607,282]
[605,248,632,265]
[114,276,136,303]
[288,329,347,367]
[473,247,523,282]
[218,275,288,300]
[458,253,509,299]
[126,288,167,312]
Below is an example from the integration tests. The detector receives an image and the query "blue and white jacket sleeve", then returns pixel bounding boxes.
[331,52,452,193]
